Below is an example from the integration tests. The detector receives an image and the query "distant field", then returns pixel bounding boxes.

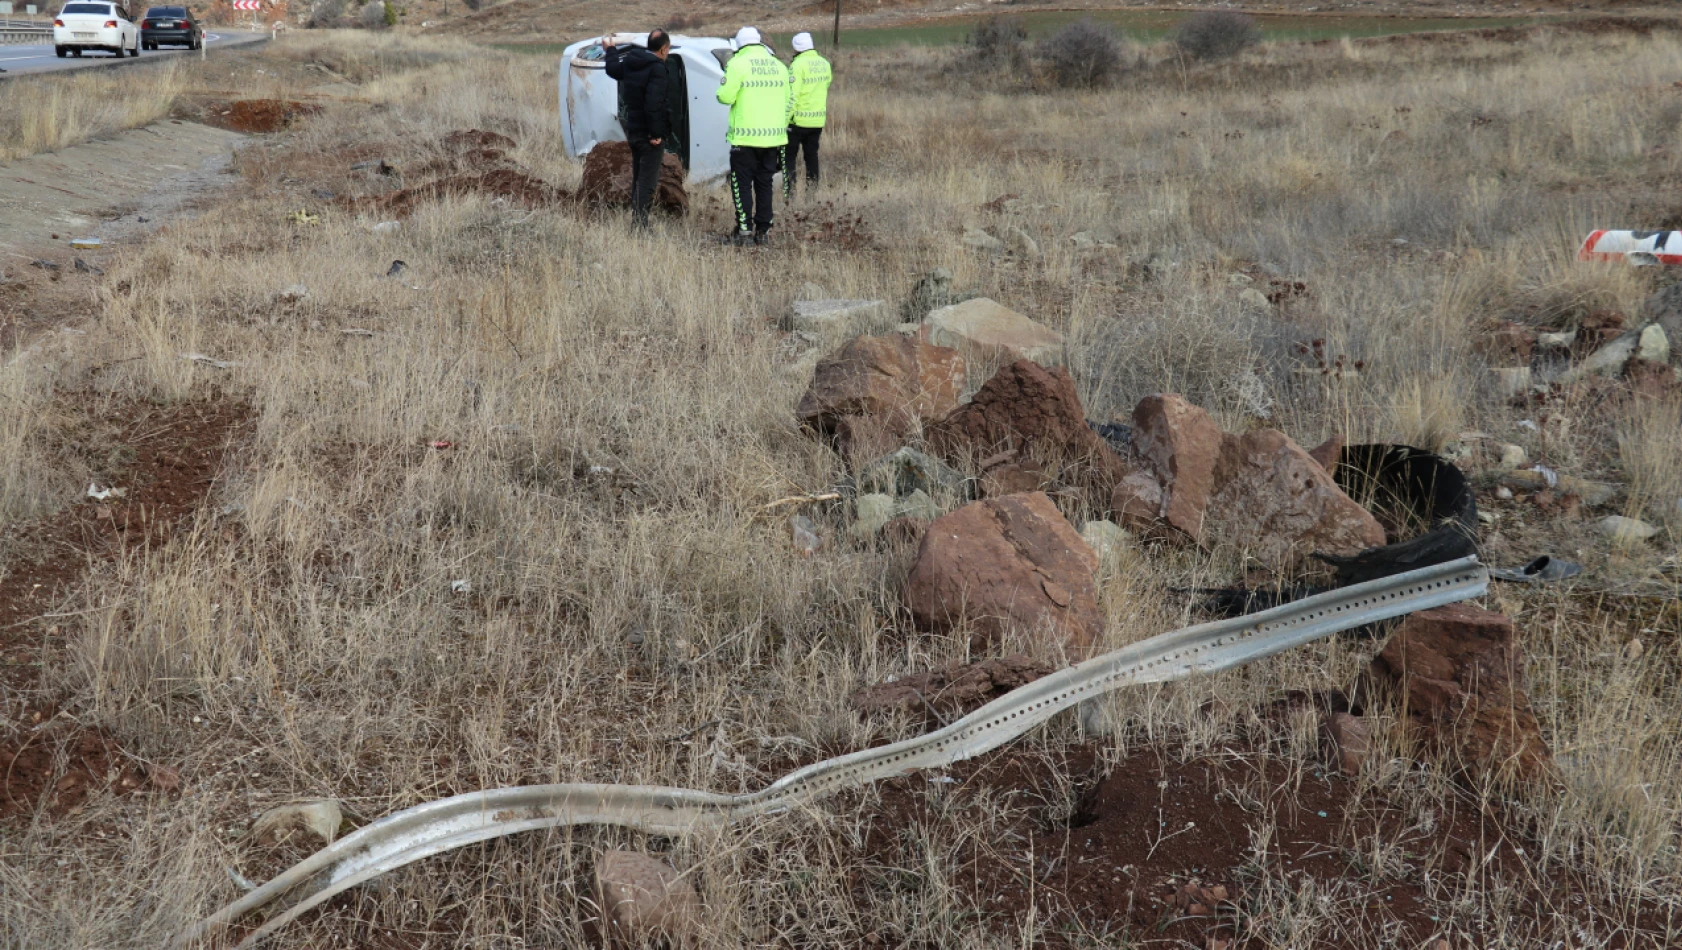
[497,10,1552,55]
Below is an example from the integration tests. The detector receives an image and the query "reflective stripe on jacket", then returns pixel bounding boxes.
[790,50,832,128]
[716,44,791,147]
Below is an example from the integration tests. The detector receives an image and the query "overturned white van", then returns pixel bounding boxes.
[558,33,737,184]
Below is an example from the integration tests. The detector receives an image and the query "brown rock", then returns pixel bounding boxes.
[1108,469,1165,531]
[1625,358,1681,401]
[596,850,700,947]
[797,335,966,457]
[1307,434,1344,474]
[1205,429,1387,564]
[1324,712,1373,776]
[1476,321,1536,366]
[904,492,1102,656]
[580,141,689,215]
[930,360,1129,501]
[980,459,1051,497]
[850,654,1053,718]
[1123,394,1223,538]
[1370,604,1552,782]
[881,516,929,548]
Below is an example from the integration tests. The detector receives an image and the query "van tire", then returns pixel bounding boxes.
[55,45,67,57]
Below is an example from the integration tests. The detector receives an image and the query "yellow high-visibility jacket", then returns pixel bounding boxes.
[716,44,791,147]
[789,50,832,128]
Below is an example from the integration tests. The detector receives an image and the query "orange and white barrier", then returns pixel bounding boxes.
[1578,230,1682,266]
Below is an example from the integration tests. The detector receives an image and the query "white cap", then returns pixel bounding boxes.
[792,31,814,53]
[732,26,761,49]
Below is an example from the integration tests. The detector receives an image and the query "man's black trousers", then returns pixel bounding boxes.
[629,140,663,229]
[728,145,780,235]
[784,125,821,198]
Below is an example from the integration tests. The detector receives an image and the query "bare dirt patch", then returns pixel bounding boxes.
[862,741,1673,949]
[0,719,168,822]
[0,396,253,674]
[210,99,323,134]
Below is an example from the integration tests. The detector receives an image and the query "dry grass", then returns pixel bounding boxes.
[0,62,185,162]
[2,22,1681,950]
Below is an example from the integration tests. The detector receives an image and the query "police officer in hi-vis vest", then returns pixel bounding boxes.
[784,31,832,200]
[716,26,791,245]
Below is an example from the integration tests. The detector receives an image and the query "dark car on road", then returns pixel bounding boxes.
[140,4,200,50]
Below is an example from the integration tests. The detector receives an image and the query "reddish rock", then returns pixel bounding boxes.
[881,516,929,548]
[1307,434,1344,474]
[1575,309,1627,356]
[797,335,966,457]
[1370,604,1552,782]
[580,140,689,215]
[850,654,1053,718]
[1205,429,1386,563]
[1122,394,1223,538]
[980,459,1051,497]
[1324,712,1373,776]
[904,492,1102,657]
[1476,321,1536,366]
[1625,358,1681,401]
[929,360,1129,500]
[1108,469,1165,531]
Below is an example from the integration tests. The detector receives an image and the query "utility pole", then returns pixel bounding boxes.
[832,0,840,48]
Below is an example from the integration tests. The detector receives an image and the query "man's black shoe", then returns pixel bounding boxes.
[753,230,770,246]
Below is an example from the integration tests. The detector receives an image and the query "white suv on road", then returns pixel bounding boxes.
[53,1,141,58]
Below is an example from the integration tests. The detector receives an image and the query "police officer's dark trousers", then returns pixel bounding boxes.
[729,145,780,236]
[784,126,822,198]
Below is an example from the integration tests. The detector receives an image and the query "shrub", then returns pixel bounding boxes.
[968,15,1027,58]
[461,0,482,10]
[384,0,398,26]
[1173,11,1261,61]
[357,0,389,29]
[1035,18,1125,89]
[305,0,347,28]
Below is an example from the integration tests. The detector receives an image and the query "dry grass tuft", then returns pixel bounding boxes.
[0,63,184,162]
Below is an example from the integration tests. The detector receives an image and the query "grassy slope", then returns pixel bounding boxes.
[0,23,1679,949]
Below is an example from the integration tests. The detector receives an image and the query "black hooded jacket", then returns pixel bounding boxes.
[604,45,670,143]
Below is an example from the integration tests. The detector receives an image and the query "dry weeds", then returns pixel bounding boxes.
[0,63,185,162]
[1,21,1680,950]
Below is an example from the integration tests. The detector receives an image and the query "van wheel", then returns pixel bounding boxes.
[55,45,67,57]
[72,47,82,56]
[129,40,140,56]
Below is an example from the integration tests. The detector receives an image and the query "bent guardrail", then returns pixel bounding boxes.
[175,555,1490,950]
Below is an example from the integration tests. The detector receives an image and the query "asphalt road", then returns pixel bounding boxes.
[0,29,265,76]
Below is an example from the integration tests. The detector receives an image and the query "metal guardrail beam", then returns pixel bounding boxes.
[174,556,1489,950]
[0,27,51,44]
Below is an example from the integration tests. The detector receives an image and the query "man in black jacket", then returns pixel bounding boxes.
[603,30,671,229]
